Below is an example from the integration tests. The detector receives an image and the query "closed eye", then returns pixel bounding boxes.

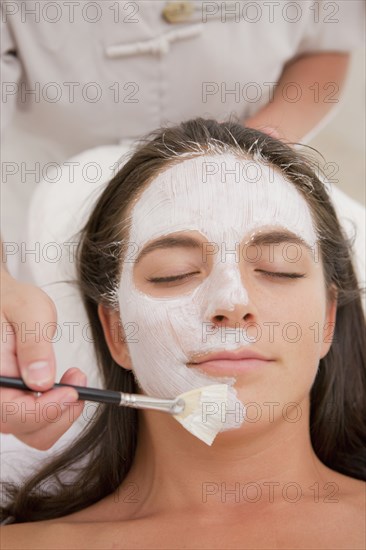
[255,270,306,279]
[147,271,200,283]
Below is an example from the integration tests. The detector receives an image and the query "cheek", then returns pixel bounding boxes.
[255,269,325,343]
[271,277,328,371]
[119,257,205,356]
[119,277,202,362]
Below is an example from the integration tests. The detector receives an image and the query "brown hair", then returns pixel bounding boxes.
[2,118,365,523]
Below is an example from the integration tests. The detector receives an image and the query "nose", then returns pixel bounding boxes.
[211,304,254,329]
[201,261,256,329]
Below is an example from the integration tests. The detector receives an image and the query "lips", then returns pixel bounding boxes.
[187,348,274,375]
[188,348,272,364]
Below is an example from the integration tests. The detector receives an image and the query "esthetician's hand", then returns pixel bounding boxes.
[0,268,87,450]
[244,53,350,143]
[255,126,282,140]
[242,121,284,142]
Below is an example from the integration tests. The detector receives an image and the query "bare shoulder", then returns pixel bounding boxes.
[335,472,365,503]
[343,476,366,519]
[317,474,365,549]
[1,521,86,550]
[1,519,143,550]
[322,469,365,512]
[320,471,365,531]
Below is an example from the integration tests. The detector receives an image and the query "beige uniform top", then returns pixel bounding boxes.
[1,0,365,157]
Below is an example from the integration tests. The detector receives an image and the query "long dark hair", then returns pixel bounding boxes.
[2,118,365,523]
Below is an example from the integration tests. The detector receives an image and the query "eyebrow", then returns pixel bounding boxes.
[135,235,202,264]
[247,230,313,252]
[135,230,313,264]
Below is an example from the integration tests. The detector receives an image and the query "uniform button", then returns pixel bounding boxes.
[162,1,195,24]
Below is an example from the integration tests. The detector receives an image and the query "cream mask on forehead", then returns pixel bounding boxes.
[117,154,318,433]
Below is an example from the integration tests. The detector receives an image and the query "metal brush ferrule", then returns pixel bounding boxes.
[119,393,185,415]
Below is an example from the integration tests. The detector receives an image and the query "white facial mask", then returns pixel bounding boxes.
[117,154,317,432]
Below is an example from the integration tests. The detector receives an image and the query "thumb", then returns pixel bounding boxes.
[9,285,57,391]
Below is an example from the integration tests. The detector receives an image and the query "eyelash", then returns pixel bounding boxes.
[147,272,200,283]
[147,271,305,284]
[258,271,305,279]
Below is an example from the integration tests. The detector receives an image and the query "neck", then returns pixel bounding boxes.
[120,396,330,517]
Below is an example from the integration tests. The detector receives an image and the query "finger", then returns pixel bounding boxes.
[1,313,18,379]
[16,396,86,451]
[59,367,88,388]
[19,369,88,450]
[6,286,58,391]
[0,384,79,437]
[0,367,88,435]
[0,312,47,404]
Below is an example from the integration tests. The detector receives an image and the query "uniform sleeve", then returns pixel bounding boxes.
[296,0,365,55]
[0,13,22,135]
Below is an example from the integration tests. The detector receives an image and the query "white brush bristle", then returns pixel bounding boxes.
[173,384,229,445]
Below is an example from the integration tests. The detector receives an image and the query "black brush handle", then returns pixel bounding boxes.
[0,376,121,405]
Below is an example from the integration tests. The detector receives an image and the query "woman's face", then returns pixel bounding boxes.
[104,153,337,433]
